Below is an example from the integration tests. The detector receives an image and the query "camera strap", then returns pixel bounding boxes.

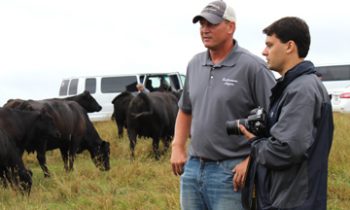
[241,155,256,210]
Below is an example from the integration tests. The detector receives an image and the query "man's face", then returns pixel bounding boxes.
[199,19,233,50]
[262,34,288,74]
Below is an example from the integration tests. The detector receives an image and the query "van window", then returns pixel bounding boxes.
[68,79,78,95]
[85,78,96,94]
[59,79,69,96]
[144,75,171,91]
[316,65,350,81]
[101,76,137,93]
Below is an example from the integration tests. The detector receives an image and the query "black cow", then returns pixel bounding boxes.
[4,99,110,177]
[0,107,61,194]
[4,91,101,113]
[126,92,178,160]
[59,90,102,113]
[111,91,135,138]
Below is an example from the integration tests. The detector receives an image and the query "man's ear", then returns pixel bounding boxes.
[286,40,296,54]
[226,21,235,34]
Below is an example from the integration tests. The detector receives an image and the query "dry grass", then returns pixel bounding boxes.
[0,114,349,209]
[328,113,350,210]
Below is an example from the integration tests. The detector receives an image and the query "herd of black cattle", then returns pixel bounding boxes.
[0,89,180,195]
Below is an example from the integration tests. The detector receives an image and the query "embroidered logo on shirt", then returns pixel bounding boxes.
[222,78,238,86]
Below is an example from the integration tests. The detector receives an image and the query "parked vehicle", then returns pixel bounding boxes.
[316,64,350,112]
[328,85,350,112]
[59,72,186,121]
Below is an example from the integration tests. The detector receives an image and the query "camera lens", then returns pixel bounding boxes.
[226,120,241,135]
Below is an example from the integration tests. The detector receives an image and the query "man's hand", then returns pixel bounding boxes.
[233,156,250,191]
[232,125,255,191]
[239,125,255,140]
[170,144,187,176]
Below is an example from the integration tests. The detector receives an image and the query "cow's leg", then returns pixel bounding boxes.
[17,168,32,195]
[11,154,32,195]
[67,137,80,171]
[128,131,137,160]
[117,123,123,138]
[60,147,69,172]
[37,152,50,177]
[36,141,50,177]
[68,153,75,171]
[67,149,76,172]
[152,137,161,160]
[5,169,15,188]
[0,170,8,188]
[161,137,171,154]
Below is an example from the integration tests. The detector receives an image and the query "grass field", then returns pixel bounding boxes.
[0,113,349,210]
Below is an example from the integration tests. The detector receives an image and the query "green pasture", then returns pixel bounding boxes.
[0,113,349,210]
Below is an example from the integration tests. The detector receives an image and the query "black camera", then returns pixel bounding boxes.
[226,107,266,136]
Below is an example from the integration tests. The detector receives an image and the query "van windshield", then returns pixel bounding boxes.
[143,74,184,92]
[101,76,138,93]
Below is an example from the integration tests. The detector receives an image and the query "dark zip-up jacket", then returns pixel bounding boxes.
[242,61,334,210]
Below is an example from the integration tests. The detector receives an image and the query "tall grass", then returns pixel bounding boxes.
[0,114,349,210]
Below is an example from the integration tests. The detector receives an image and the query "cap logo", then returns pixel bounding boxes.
[207,3,221,11]
[203,3,224,17]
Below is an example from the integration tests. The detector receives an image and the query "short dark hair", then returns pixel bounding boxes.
[263,16,310,58]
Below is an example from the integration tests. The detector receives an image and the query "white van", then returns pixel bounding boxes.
[59,72,186,121]
[316,64,350,112]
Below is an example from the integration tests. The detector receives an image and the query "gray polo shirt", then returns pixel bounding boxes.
[179,40,276,160]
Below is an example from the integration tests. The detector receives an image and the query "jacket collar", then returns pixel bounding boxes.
[270,60,316,105]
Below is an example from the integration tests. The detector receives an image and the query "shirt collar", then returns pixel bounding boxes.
[203,39,238,68]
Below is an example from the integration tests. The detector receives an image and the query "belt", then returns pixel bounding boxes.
[192,156,217,162]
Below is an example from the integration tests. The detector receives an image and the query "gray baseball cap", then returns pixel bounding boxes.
[193,1,236,24]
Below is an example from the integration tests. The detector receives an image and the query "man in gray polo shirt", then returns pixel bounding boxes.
[170,1,275,210]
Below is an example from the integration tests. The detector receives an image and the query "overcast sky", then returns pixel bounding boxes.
[1,0,349,106]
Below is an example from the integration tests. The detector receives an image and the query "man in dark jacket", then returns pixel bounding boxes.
[240,17,334,210]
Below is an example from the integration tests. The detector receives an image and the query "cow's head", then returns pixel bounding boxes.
[3,99,28,109]
[77,91,102,113]
[92,140,110,171]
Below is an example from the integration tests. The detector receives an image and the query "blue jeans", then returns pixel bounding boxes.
[180,156,244,210]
